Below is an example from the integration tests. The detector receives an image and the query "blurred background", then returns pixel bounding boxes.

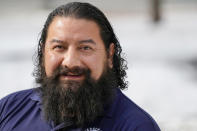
[0,0,197,130]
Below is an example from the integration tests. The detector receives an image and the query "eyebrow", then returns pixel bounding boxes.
[49,39,65,44]
[78,39,96,45]
[49,39,96,45]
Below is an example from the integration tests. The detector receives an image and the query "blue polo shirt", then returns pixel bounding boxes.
[0,88,160,131]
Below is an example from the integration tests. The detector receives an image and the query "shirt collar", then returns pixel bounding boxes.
[103,88,120,118]
[30,88,42,105]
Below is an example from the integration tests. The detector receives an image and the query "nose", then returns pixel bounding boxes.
[61,47,82,68]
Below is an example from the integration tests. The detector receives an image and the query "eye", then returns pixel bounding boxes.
[80,46,92,51]
[83,46,91,50]
[53,45,65,51]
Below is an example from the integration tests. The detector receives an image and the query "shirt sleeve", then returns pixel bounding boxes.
[118,114,161,131]
[0,96,8,124]
[134,122,161,131]
[0,93,16,123]
[0,99,2,120]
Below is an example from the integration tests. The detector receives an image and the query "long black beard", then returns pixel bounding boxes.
[38,66,117,127]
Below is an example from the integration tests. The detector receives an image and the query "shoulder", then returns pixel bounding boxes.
[0,88,35,104]
[109,89,161,131]
[0,89,36,117]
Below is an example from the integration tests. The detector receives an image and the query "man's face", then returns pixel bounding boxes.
[41,17,115,125]
[44,16,114,84]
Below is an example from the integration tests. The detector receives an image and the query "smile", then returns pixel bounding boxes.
[59,74,84,81]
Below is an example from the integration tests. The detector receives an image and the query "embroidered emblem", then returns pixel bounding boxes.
[84,127,102,131]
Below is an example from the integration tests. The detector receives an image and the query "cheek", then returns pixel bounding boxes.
[44,52,63,76]
[83,54,107,80]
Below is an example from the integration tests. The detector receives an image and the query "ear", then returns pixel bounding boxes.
[108,43,115,69]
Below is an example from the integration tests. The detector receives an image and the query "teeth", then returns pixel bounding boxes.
[68,73,80,76]
[67,73,74,75]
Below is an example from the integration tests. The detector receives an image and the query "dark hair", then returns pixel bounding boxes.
[34,2,128,89]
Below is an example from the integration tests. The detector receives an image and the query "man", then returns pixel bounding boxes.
[0,2,160,131]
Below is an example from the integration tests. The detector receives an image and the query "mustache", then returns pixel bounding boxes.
[53,66,90,78]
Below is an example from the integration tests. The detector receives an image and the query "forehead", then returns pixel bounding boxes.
[46,16,103,43]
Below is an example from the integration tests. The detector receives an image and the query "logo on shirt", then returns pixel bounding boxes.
[84,127,102,131]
